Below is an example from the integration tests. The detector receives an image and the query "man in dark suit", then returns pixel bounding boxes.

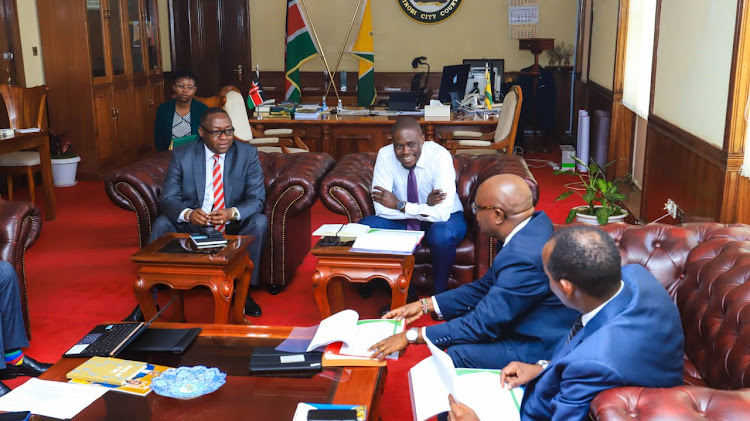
[0,261,52,396]
[448,226,685,421]
[370,174,578,369]
[149,107,267,316]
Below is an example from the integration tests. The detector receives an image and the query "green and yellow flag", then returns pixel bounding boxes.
[348,0,375,107]
[484,67,492,110]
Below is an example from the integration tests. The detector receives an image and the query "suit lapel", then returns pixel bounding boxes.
[194,142,206,207]
[223,143,236,208]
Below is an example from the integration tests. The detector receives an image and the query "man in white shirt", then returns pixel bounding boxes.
[361,117,467,296]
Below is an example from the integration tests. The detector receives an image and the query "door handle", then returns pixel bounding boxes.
[111,108,116,119]
[234,65,243,82]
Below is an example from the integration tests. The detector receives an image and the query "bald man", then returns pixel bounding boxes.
[370,174,579,369]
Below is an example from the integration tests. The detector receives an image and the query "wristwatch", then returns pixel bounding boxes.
[405,327,419,344]
[536,359,550,370]
[396,200,407,213]
[231,207,240,221]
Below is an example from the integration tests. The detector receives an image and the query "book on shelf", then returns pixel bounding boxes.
[313,223,370,242]
[189,231,227,249]
[292,403,366,421]
[408,337,523,421]
[307,309,404,367]
[68,359,171,397]
[350,229,425,255]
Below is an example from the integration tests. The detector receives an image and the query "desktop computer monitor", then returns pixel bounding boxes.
[462,59,504,99]
[437,64,471,104]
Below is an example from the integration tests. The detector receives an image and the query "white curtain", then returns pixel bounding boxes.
[622,0,657,119]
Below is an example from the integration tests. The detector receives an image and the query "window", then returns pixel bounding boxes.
[622,0,657,119]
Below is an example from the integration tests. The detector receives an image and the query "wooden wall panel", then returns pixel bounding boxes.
[735,176,750,223]
[642,116,725,223]
[587,81,614,113]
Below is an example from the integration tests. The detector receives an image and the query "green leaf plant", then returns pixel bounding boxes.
[553,157,631,225]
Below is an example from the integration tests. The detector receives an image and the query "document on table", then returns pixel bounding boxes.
[0,378,108,419]
[14,128,42,133]
[351,229,425,255]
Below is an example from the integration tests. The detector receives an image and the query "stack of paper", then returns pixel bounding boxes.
[351,229,425,255]
[313,223,370,242]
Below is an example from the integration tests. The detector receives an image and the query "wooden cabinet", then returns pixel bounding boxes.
[37,0,163,178]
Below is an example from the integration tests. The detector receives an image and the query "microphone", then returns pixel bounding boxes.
[412,56,427,69]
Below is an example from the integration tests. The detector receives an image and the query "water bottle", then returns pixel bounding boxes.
[340,70,347,92]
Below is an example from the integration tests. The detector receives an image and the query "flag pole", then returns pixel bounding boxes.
[298,0,341,104]
[323,0,365,101]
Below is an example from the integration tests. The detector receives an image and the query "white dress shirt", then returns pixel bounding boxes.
[179,145,239,222]
[371,141,463,222]
[581,281,624,326]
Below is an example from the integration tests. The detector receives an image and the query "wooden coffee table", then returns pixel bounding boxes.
[311,242,415,318]
[39,323,387,420]
[130,234,254,324]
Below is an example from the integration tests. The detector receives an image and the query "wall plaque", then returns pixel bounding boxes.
[397,0,463,24]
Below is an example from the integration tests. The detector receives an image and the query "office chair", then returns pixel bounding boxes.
[0,84,49,203]
[442,85,523,155]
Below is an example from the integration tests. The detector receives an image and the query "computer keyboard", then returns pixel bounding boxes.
[81,323,141,356]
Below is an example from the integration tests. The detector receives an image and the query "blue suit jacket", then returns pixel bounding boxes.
[426,211,579,363]
[520,264,685,421]
[158,140,265,221]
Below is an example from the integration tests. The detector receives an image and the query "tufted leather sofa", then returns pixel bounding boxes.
[319,152,539,291]
[104,151,334,293]
[0,200,42,339]
[587,222,750,420]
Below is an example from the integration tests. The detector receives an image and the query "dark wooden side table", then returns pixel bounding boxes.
[311,242,415,318]
[130,233,254,324]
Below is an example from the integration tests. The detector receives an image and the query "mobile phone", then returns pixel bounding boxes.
[307,409,358,421]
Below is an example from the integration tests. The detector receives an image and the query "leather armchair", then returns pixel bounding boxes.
[319,152,539,291]
[588,222,750,420]
[104,151,334,293]
[0,200,42,339]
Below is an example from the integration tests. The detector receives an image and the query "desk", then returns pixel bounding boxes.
[39,323,386,420]
[0,130,56,220]
[251,113,498,160]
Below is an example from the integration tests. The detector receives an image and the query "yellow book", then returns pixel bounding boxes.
[66,356,148,386]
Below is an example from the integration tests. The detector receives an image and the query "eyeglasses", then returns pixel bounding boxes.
[175,84,196,91]
[471,202,502,215]
[200,127,235,139]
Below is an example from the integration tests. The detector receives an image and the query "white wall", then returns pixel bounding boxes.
[16,0,44,86]
[652,0,737,147]
[588,0,619,90]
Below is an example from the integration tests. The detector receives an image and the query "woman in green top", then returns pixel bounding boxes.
[153,70,209,151]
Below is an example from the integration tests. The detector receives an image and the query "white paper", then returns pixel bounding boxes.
[313,223,370,240]
[340,319,403,358]
[306,309,360,351]
[351,229,425,255]
[429,100,443,106]
[15,128,41,133]
[0,378,108,419]
[509,6,539,24]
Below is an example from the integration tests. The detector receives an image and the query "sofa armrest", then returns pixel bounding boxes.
[104,152,170,249]
[0,200,42,339]
[590,386,750,420]
[262,152,335,217]
[319,152,377,222]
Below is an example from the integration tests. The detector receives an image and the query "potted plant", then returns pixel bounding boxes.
[554,157,630,225]
[49,130,81,187]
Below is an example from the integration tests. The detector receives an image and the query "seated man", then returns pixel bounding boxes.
[154,70,208,152]
[448,226,685,421]
[361,117,466,296]
[0,261,52,396]
[149,107,268,317]
[370,174,578,369]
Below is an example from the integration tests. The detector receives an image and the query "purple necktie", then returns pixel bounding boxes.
[406,168,420,231]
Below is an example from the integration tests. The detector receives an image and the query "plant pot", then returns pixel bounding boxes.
[573,206,628,225]
[51,156,81,187]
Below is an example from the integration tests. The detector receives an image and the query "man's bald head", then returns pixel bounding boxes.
[474,174,535,239]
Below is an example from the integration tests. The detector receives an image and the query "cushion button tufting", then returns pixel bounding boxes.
[654,242,661,247]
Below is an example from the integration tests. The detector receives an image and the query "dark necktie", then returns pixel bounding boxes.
[406,168,420,231]
[565,316,583,345]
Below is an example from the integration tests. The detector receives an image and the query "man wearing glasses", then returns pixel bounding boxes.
[153,70,208,152]
[148,107,267,317]
[371,174,578,370]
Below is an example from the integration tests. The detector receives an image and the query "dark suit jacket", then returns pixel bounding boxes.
[154,98,209,152]
[520,264,685,421]
[158,140,265,221]
[426,211,578,362]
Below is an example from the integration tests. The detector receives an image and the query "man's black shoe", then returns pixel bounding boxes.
[0,381,9,397]
[245,296,262,317]
[0,356,53,379]
[122,305,145,322]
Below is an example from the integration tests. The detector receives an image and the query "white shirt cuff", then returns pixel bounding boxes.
[179,208,191,223]
[431,296,442,317]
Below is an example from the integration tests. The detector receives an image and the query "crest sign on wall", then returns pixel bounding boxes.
[397,0,463,24]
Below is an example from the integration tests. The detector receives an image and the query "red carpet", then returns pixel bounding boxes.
[8,152,583,419]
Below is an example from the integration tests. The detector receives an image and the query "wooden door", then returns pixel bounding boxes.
[132,79,152,153]
[169,0,252,96]
[112,81,134,157]
[93,86,116,161]
[0,0,22,86]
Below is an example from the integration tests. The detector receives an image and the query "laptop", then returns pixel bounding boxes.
[63,296,177,358]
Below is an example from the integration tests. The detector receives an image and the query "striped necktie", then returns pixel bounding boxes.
[565,316,583,345]
[211,154,225,233]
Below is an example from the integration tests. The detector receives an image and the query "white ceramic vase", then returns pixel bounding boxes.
[573,206,628,225]
[51,156,81,187]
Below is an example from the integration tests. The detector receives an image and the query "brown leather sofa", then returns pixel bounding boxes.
[0,200,42,339]
[104,151,334,293]
[588,222,750,420]
[319,152,539,291]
